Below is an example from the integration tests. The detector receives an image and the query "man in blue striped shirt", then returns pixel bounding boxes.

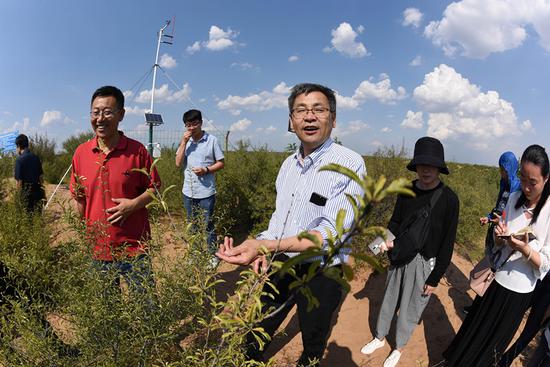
[217,83,366,366]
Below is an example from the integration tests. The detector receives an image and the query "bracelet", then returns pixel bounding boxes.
[205,166,210,173]
[526,248,533,262]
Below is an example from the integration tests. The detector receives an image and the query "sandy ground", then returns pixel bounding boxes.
[45,185,536,367]
[215,254,534,367]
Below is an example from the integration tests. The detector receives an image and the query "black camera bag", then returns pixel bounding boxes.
[389,187,443,267]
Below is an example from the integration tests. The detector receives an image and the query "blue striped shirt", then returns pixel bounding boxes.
[257,138,367,265]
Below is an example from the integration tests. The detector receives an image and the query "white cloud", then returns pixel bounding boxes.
[217,82,290,115]
[403,8,423,28]
[134,83,191,104]
[401,110,424,129]
[256,125,277,133]
[521,119,533,132]
[349,120,370,132]
[412,64,528,149]
[202,120,218,133]
[159,53,177,69]
[125,106,151,116]
[410,55,422,66]
[186,41,201,55]
[123,90,134,99]
[288,55,299,62]
[187,25,241,54]
[333,120,370,137]
[231,62,258,71]
[381,127,392,133]
[229,118,252,132]
[352,74,407,104]
[335,74,407,110]
[325,22,368,58]
[335,93,360,110]
[40,110,74,127]
[424,0,550,58]
[4,117,30,133]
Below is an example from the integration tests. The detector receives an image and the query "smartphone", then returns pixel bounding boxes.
[497,233,536,242]
[368,230,395,255]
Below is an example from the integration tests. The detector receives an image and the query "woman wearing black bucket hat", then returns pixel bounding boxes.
[361,136,459,367]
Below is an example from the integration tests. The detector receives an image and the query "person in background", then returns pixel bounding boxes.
[464,151,521,315]
[360,137,459,367]
[217,83,366,367]
[14,134,45,213]
[480,151,521,226]
[443,144,550,367]
[175,109,224,268]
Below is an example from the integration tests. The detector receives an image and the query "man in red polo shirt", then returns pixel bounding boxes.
[70,85,160,292]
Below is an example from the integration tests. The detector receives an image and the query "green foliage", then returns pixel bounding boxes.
[0,137,502,365]
[8,131,501,259]
[61,132,94,155]
[0,153,15,200]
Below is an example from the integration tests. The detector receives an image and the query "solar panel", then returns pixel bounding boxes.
[145,113,164,126]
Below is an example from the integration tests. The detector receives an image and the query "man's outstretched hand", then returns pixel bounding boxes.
[216,236,262,266]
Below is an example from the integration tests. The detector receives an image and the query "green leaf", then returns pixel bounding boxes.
[279,251,322,275]
[130,168,150,176]
[345,193,359,219]
[297,231,322,248]
[335,209,346,238]
[341,263,354,281]
[319,163,361,185]
[150,157,161,173]
[373,175,387,201]
[385,178,415,197]
[162,184,177,196]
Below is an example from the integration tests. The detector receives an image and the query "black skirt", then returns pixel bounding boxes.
[443,280,533,367]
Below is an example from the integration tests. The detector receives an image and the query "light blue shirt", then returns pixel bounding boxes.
[257,138,367,265]
[181,132,224,199]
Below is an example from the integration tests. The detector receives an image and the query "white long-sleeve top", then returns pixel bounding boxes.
[494,191,550,293]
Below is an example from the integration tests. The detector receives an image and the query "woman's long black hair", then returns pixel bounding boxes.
[515,144,550,224]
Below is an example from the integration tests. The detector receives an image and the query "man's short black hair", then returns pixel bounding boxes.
[288,83,336,113]
[15,134,29,149]
[183,109,202,123]
[91,86,125,110]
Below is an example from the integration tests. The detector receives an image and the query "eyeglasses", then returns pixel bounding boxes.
[184,120,202,127]
[90,109,120,119]
[291,106,332,119]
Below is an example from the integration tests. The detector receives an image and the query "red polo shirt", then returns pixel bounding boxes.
[70,132,161,261]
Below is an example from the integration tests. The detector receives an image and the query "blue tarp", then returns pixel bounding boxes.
[0,131,18,153]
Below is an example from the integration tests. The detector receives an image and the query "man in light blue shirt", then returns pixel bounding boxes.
[217,83,366,366]
[175,109,224,261]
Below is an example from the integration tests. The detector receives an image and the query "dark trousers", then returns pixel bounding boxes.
[528,335,550,367]
[246,260,343,367]
[498,273,550,366]
[19,185,45,213]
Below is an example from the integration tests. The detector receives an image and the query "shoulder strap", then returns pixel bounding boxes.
[429,186,444,209]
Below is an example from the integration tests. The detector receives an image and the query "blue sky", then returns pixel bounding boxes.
[1,0,550,165]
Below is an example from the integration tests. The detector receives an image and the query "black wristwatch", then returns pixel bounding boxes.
[205,166,210,173]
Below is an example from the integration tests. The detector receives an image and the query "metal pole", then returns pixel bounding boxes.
[148,21,170,156]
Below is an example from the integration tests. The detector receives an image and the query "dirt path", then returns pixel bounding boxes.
[216,253,532,367]
[44,184,534,366]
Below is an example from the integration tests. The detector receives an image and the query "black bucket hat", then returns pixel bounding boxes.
[406,136,449,175]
